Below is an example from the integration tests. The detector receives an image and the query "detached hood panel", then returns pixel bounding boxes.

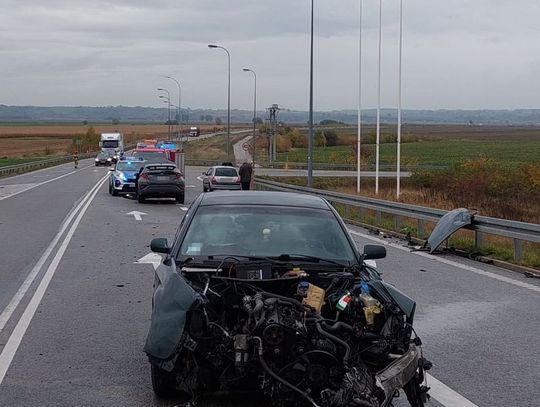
[428,208,472,253]
[144,262,200,360]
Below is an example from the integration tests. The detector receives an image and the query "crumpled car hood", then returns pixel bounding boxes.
[143,263,200,360]
[428,208,472,253]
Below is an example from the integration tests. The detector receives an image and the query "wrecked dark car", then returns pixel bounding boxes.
[144,191,431,406]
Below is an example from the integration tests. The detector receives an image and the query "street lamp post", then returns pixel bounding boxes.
[164,76,182,143]
[243,68,257,166]
[307,0,314,188]
[397,0,403,198]
[357,0,363,194]
[375,0,383,195]
[157,88,171,138]
[208,44,231,158]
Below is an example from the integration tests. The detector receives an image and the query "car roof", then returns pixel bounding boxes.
[211,166,238,170]
[144,162,176,168]
[118,157,142,162]
[199,191,331,210]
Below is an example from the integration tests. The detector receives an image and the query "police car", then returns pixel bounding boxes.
[108,157,146,196]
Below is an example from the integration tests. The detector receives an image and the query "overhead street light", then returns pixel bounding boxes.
[242,68,257,166]
[375,0,383,195]
[164,76,182,142]
[208,44,231,158]
[357,0,363,194]
[307,0,314,188]
[396,0,403,198]
[157,88,171,138]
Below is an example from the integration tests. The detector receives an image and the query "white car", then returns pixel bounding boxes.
[201,166,241,192]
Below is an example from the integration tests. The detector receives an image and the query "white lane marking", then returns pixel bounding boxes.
[348,229,540,293]
[0,184,38,199]
[0,165,92,201]
[0,175,108,385]
[196,175,204,182]
[186,185,196,188]
[0,174,108,334]
[135,253,163,271]
[126,210,146,221]
[427,373,478,407]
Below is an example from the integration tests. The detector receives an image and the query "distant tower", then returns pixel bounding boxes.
[266,104,280,161]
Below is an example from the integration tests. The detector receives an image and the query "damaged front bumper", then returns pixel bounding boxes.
[376,343,423,406]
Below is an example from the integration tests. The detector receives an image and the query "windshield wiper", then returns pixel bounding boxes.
[273,254,349,268]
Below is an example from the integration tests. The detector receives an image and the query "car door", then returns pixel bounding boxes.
[203,168,213,188]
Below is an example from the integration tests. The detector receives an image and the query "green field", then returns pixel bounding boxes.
[0,157,40,167]
[276,139,540,168]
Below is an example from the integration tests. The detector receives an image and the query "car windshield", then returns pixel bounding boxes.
[215,168,238,176]
[178,205,356,263]
[116,161,145,171]
[133,151,167,161]
[102,140,118,148]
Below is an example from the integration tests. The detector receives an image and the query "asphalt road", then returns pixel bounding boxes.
[0,162,538,407]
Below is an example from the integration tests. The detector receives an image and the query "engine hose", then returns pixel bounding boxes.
[259,354,320,407]
[259,291,305,313]
[322,321,354,334]
[253,293,264,314]
[316,322,351,366]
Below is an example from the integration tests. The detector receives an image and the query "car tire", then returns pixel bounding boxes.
[111,188,118,196]
[138,194,145,203]
[150,364,177,399]
[203,185,208,192]
[108,183,113,195]
[95,163,99,167]
[176,194,184,204]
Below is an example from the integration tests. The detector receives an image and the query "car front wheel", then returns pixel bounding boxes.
[150,364,177,398]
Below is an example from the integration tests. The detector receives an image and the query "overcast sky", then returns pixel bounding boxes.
[1,0,539,111]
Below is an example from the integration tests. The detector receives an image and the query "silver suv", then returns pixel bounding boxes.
[202,166,241,192]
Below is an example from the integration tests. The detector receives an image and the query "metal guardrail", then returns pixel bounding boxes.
[254,178,540,262]
[0,143,138,178]
[0,153,94,177]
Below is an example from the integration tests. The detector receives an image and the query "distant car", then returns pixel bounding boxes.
[95,152,112,166]
[109,157,146,196]
[189,126,200,137]
[202,166,241,192]
[137,162,185,204]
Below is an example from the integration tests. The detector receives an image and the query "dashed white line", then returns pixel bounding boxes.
[0,175,108,385]
[348,229,540,294]
[0,164,92,201]
[0,175,108,333]
[427,374,478,407]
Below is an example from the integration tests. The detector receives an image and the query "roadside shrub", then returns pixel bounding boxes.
[276,135,292,153]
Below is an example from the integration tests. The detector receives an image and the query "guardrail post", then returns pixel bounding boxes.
[417,219,425,238]
[474,231,484,250]
[395,215,402,231]
[375,210,382,225]
[513,239,523,263]
[344,204,351,219]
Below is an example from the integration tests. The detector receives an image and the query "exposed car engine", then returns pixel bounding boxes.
[145,262,431,407]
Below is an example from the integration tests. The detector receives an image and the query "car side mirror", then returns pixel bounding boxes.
[150,238,170,254]
[363,244,386,260]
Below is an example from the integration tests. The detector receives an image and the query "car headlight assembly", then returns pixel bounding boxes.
[118,172,127,181]
[95,158,99,162]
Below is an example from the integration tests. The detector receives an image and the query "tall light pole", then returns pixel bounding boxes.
[375,0,383,195]
[243,68,257,166]
[164,76,182,143]
[307,0,314,188]
[357,0,363,194]
[397,0,403,198]
[157,88,171,138]
[208,44,231,158]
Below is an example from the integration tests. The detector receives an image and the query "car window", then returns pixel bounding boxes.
[116,161,145,171]
[178,205,356,262]
[215,168,238,177]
